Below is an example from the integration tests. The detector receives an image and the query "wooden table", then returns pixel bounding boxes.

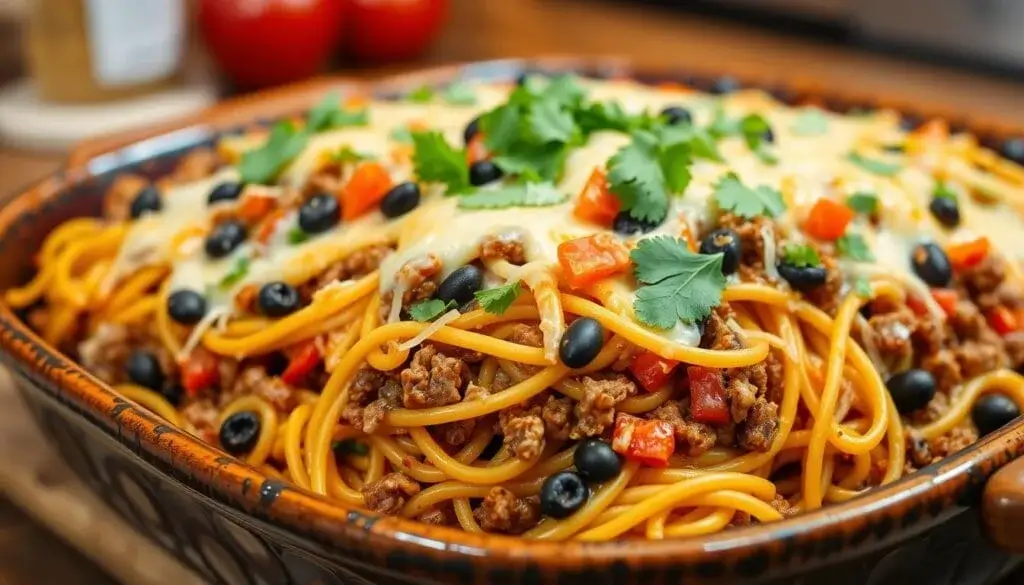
[0,1,1022,583]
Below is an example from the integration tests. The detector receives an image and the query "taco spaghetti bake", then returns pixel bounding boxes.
[9,75,1024,540]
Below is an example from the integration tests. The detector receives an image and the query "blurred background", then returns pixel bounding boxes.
[0,1,1022,584]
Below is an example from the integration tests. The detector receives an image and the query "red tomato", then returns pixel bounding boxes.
[282,341,323,386]
[930,289,958,318]
[612,413,675,468]
[687,366,730,425]
[181,349,220,397]
[988,306,1020,336]
[573,169,620,227]
[199,0,345,89]
[946,237,991,272]
[557,234,631,289]
[341,162,393,220]
[628,351,679,393]
[345,0,447,63]
[804,198,855,241]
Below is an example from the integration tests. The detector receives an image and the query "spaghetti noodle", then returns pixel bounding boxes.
[8,75,1024,540]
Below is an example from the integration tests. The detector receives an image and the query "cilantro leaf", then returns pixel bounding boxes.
[480,104,522,153]
[661,142,693,193]
[219,257,250,289]
[326,107,369,129]
[847,152,902,177]
[782,244,821,267]
[407,86,434,103]
[410,131,470,194]
[457,182,568,210]
[239,121,309,185]
[659,125,723,162]
[577,101,656,135]
[307,92,368,130]
[836,233,874,262]
[492,142,569,183]
[390,125,413,144]
[332,439,369,457]
[712,173,786,219]
[739,114,778,165]
[631,236,726,328]
[541,75,587,107]
[408,299,455,322]
[708,105,739,139]
[791,108,830,136]
[287,226,309,245]
[853,277,873,298]
[528,97,578,144]
[474,281,522,315]
[441,81,477,105]
[607,133,671,223]
[846,192,879,215]
[330,146,373,164]
[933,180,957,201]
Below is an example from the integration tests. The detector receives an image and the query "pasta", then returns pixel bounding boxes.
[9,74,1024,540]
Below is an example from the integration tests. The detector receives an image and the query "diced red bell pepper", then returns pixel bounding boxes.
[988,306,1020,336]
[905,294,929,317]
[946,237,990,272]
[572,168,620,227]
[687,366,730,425]
[629,351,679,393]
[341,161,393,221]
[804,198,856,241]
[236,192,277,224]
[557,233,631,289]
[281,340,322,386]
[611,413,675,468]
[930,289,958,318]
[181,348,220,397]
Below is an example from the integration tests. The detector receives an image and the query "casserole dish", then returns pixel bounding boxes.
[2,58,1024,585]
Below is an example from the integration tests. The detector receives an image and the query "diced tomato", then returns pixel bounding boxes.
[236,192,277,223]
[905,294,929,317]
[629,351,679,393]
[181,349,220,397]
[466,133,489,165]
[254,208,287,245]
[687,366,730,425]
[612,413,676,468]
[341,161,393,221]
[930,289,958,317]
[281,340,322,386]
[946,237,990,272]
[988,306,1020,336]
[572,169,620,227]
[557,233,631,289]
[804,198,856,241]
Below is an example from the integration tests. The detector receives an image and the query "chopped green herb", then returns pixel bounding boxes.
[219,257,251,289]
[853,277,873,298]
[457,182,568,210]
[847,152,902,177]
[933,180,958,201]
[630,236,727,329]
[441,81,477,105]
[658,124,724,162]
[332,439,369,457]
[474,281,522,315]
[576,101,657,135]
[407,85,435,103]
[836,232,875,262]
[782,244,821,267]
[712,173,786,219]
[707,105,740,139]
[410,131,471,194]
[390,125,414,144]
[739,114,778,166]
[330,145,373,164]
[408,299,456,322]
[528,96,579,144]
[846,192,879,215]
[791,108,830,136]
[287,226,309,245]
[239,121,309,184]
[307,92,369,130]
[607,131,692,224]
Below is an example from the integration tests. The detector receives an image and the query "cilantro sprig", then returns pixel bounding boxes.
[606,131,692,224]
[712,173,786,219]
[330,145,374,164]
[287,226,309,245]
[474,281,522,315]
[219,257,250,289]
[410,131,471,194]
[408,299,456,322]
[847,152,902,177]
[933,180,957,201]
[739,114,778,165]
[846,192,879,215]
[836,232,874,262]
[781,244,821,267]
[457,182,568,210]
[630,236,726,329]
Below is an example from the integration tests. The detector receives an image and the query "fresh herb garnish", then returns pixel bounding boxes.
[707,105,740,139]
[474,281,522,315]
[390,125,414,144]
[658,124,724,162]
[836,232,875,262]
[410,131,471,194]
[846,192,879,215]
[457,182,568,210]
[408,299,457,322]
[933,180,957,201]
[576,101,658,135]
[607,131,692,224]
[712,173,786,219]
[791,108,830,136]
[847,152,902,177]
[306,92,370,131]
[441,81,477,106]
[407,85,435,103]
[853,277,873,298]
[332,439,369,457]
[330,145,373,164]
[287,226,309,245]
[219,257,251,289]
[739,114,778,165]
[781,244,821,267]
[630,236,726,329]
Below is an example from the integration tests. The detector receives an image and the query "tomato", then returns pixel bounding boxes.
[629,351,679,393]
[557,234,631,289]
[237,192,278,224]
[687,366,730,425]
[344,0,447,63]
[341,162,393,220]
[804,198,855,241]
[199,0,345,89]
[181,349,220,397]
[905,294,929,317]
[281,341,323,386]
[930,289,958,318]
[946,237,990,272]
[572,169,620,227]
[988,306,1020,336]
[612,413,675,468]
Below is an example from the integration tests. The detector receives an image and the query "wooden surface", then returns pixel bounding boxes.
[0,1,1023,584]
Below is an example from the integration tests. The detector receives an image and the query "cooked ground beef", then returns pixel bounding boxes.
[341,365,403,433]
[801,247,844,315]
[417,506,455,526]
[701,308,776,431]
[226,365,297,411]
[867,309,916,372]
[181,399,219,444]
[436,382,489,447]
[920,349,963,394]
[571,374,636,439]
[473,487,541,534]
[78,323,177,386]
[362,473,421,515]
[961,255,1006,297]
[954,341,1007,379]
[400,345,470,409]
[648,400,717,457]
[541,395,573,441]
[737,398,779,452]
[715,213,778,283]
[299,243,392,300]
[479,233,527,265]
[499,403,545,461]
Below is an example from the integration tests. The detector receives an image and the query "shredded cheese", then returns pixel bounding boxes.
[398,309,461,351]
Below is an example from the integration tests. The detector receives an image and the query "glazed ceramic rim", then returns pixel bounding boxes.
[2,57,1023,578]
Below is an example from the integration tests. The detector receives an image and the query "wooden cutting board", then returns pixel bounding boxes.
[0,368,203,585]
